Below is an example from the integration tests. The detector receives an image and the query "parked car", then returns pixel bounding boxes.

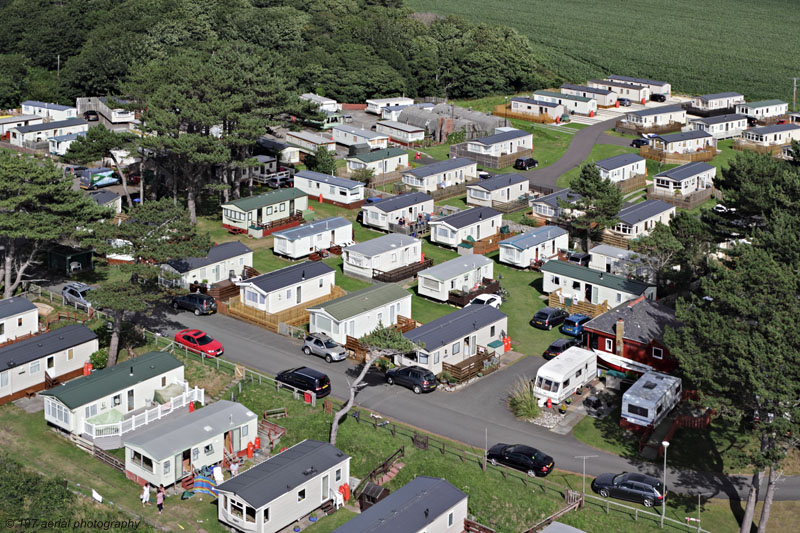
[618,98,632,107]
[466,293,503,309]
[591,472,666,508]
[650,94,667,103]
[561,313,592,337]
[487,443,554,477]
[266,175,293,188]
[712,203,730,214]
[543,337,581,360]
[746,116,758,127]
[83,110,99,122]
[513,157,539,171]
[478,171,493,180]
[276,367,331,398]
[567,251,590,267]
[302,333,346,363]
[171,293,217,316]
[174,329,224,357]
[385,365,437,394]
[62,282,94,310]
[630,138,649,148]
[530,307,569,330]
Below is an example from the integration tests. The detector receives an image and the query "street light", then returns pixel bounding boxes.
[504,97,509,127]
[574,455,598,497]
[661,440,670,527]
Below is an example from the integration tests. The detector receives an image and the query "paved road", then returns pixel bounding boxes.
[160,309,798,501]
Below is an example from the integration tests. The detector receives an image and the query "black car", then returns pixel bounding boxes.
[543,337,581,360]
[266,175,293,188]
[567,251,590,267]
[487,443,554,477]
[171,293,217,316]
[650,94,667,103]
[275,367,331,398]
[530,307,570,330]
[591,472,666,508]
[386,365,437,394]
[630,138,649,148]
[618,98,632,107]
[513,157,539,171]
[83,110,99,121]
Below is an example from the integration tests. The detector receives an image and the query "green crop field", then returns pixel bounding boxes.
[406,0,800,102]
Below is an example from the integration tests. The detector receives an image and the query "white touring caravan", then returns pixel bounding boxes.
[533,347,597,407]
[621,371,682,428]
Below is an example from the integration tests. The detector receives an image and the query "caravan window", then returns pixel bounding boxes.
[628,405,648,417]
[537,377,554,392]
[230,499,244,519]
[575,369,582,379]
[563,378,570,388]
[551,382,560,393]
[657,404,663,415]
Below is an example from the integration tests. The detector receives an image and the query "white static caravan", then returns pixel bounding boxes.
[8,118,88,147]
[331,125,388,149]
[594,153,646,183]
[533,90,597,116]
[285,131,337,154]
[366,97,415,115]
[624,105,686,127]
[533,347,597,407]
[466,174,529,208]
[653,161,716,195]
[608,75,671,97]
[237,262,335,314]
[417,255,494,302]
[273,217,353,259]
[509,97,564,120]
[560,84,618,107]
[294,171,365,205]
[588,79,650,104]
[687,114,748,140]
[162,241,254,289]
[0,297,39,344]
[21,100,78,121]
[690,92,745,112]
[498,225,569,268]
[375,120,425,146]
[0,115,43,136]
[361,191,434,231]
[735,100,788,120]
[621,371,682,428]
[123,400,258,488]
[342,234,421,279]
[299,93,340,113]
[742,124,800,146]
[650,131,716,154]
[401,157,477,193]
[346,147,408,176]
[429,206,503,248]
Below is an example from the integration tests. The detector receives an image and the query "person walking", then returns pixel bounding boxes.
[156,485,165,515]
[140,483,150,508]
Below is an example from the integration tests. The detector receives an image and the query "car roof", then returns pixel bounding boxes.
[537,307,560,314]
[550,338,575,347]
[294,366,327,379]
[566,313,591,320]
[183,329,205,336]
[308,332,333,341]
[624,472,659,484]
[508,444,539,455]
[65,282,92,291]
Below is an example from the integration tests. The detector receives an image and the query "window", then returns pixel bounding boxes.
[263,507,270,523]
[0,323,3,336]
[67,347,74,360]
[297,489,306,502]
[246,290,259,304]
[604,338,614,352]
[85,404,97,419]
[391,253,397,262]
[204,444,214,455]
[656,404,663,415]
[616,293,622,303]
[17,317,22,327]
[419,353,429,364]
[448,511,454,527]
[266,206,273,215]
[572,281,580,290]
[434,351,440,364]
[452,342,460,355]
[280,203,286,212]
[192,448,199,461]
[286,289,292,300]
[628,404,649,417]
[319,278,323,288]
[652,347,663,360]
[30,360,41,374]
[113,394,121,406]
[230,499,244,520]
[575,368,582,378]
[242,424,248,438]
[0,371,7,388]
[490,325,496,337]
[131,451,154,473]
[551,275,560,286]
[161,377,167,387]
[335,469,342,482]
[563,378,571,388]
[164,460,170,475]
[246,505,256,523]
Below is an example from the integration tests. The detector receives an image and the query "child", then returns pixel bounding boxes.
[156,485,165,515]
[141,483,150,508]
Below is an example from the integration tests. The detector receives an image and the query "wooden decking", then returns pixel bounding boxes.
[640,145,717,164]
[226,286,347,332]
[373,258,433,282]
[547,288,611,318]
[442,349,496,383]
[460,231,513,255]
[447,278,500,307]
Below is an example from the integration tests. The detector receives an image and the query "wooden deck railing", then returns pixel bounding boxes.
[547,288,611,318]
[733,139,784,155]
[254,211,304,233]
[492,197,529,213]
[616,173,647,195]
[373,258,433,282]
[464,519,497,533]
[615,120,684,135]
[640,144,717,164]
[227,285,347,332]
[442,349,496,383]
[646,185,718,210]
[493,104,557,124]
[353,446,405,500]
[460,231,512,255]
[447,278,500,307]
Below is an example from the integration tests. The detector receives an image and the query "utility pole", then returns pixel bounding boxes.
[793,77,799,112]
[574,455,598,496]
[57,54,60,78]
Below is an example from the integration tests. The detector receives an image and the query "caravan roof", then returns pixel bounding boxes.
[535,346,595,380]
[623,371,681,406]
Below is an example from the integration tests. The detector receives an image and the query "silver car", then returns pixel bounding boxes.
[302,334,347,363]
[62,282,94,310]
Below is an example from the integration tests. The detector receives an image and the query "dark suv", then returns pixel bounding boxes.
[530,307,569,330]
[543,337,581,360]
[650,94,667,103]
[618,98,632,107]
[171,293,217,315]
[630,138,649,148]
[592,472,666,508]
[276,367,331,398]
[386,365,437,394]
[513,157,539,171]
[266,175,293,188]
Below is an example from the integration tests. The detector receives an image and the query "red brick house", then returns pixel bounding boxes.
[583,296,681,374]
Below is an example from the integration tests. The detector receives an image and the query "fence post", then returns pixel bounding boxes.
[635,509,638,521]
[216,359,219,370]
[238,382,242,395]
[391,423,396,437]
[441,442,445,456]
[606,501,609,514]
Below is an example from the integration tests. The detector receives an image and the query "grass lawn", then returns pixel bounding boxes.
[555,144,678,189]
[510,119,574,169]
[420,142,454,161]
[435,195,469,210]
[305,509,357,532]
[563,122,590,130]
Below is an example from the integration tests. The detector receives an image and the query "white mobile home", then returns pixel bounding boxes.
[342,234,421,279]
[467,174,529,207]
[509,97,565,120]
[610,200,675,240]
[285,131,336,154]
[687,114,748,140]
[541,260,656,306]
[0,114,43,137]
[48,132,86,156]
[273,217,353,259]
[429,206,503,248]
[533,346,597,406]
[530,188,582,222]
[0,297,39,344]
[653,162,715,195]
[217,440,351,533]
[533,90,597,116]
[588,79,650,103]
[649,131,716,154]
[21,100,78,121]
[588,244,655,282]
[621,371,682,428]
[594,154,646,183]
[0,325,98,405]
[560,84,618,107]
[608,75,671,97]
[498,226,569,268]
[299,93,340,113]
[237,262,335,314]
[294,171,365,205]
[464,129,533,157]
[40,351,187,436]
[741,124,800,146]
[401,158,477,193]
[735,100,788,120]
[221,189,307,234]
[161,241,253,289]
[624,105,686,127]
[366,97,415,115]
[690,92,744,112]
[375,120,425,145]
[361,191,434,231]
[308,284,412,344]
[258,138,300,165]
[124,400,257,488]
[403,306,508,375]
[417,255,494,302]
[8,118,88,147]
[331,125,388,149]
[346,147,408,176]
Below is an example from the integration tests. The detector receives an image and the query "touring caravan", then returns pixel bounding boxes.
[621,371,682,428]
[533,347,596,407]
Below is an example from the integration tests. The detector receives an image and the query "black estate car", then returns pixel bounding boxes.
[276,367,331,398]
[530,307,569,330]
[386,365,437,394]
[543,337,581,360]
[171,293,217,315]
[487,443,554,477]
[592,472,666,508]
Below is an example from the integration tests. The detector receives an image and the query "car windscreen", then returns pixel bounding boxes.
[533,311,547,319]
[196,335,214,346]
[533,451,549,462]
[564,318,577,326]
[323,339,338,348]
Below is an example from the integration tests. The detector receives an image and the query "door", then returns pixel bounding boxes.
[46,356,54,371]
[127,389,134,412]
[175,453,183,482]
[231,427,241,452]
[470,335,477,356]
[348,320,355,337]
[296,285,302,305]
[389,304,396,324]
[591,286,599,304]
[476,224,481,240]
[322,474,330,502]
[214,265,220,282]
[584,283,592,303]
[463,336,470,357]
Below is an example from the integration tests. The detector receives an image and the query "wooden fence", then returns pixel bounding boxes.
[226,285,347,332]
[615,120,683,135]
[599,231,631,250]
[492,197,529,213]
[640,145,717,164]
[447,278,500,307]
[646,186,719,210]
[493,105,557,124]
[373,258,433,282]
[616,173,647,195]
[464,519,496,533]
[442,349,497,383]
[548,288,611,319]
[429,180,478,202]
[461,231,513,255]
[732,139,784,155]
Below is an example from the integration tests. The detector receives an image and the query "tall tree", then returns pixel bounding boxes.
[630,221,683,290]
[304,147,337,176]
[561,164,622,251]
[0,153,104,298]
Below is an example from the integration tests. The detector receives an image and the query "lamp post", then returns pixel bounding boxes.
[661,440,670,527]
[574,455,598,497]
[504,96,509,127]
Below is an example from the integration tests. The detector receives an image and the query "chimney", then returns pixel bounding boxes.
[129,366,134,377]
[628,294,646,308]
[424,508,430,518]
[615,318,624,356]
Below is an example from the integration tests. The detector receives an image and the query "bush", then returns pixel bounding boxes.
[508,376,540,419]
[90,347,109,369]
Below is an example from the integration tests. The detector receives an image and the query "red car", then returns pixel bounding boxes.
[174,329,224,357]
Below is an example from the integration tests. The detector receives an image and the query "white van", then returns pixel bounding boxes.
[621,371,682,427]
[533,347,597,406]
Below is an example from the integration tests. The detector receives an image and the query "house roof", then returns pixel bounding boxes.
[344,233,418,257]
[469,173,528,192]
[0,324,96,372]
[617,200,673,225]
[0,114,40,125]
[510,97,561,108]
[333,477,466,533]
[257,137,290,153]
[295,170,363,190]
[560,84,612,96]
[534,188,581,209]
[404,305,507,350]
[332,124,388,140]
[584,296,681,346]
[300,93,336,105]
[377,120,424,133]
[403,157,475,179]
[534,90,592,103]
[167,241,252,274]
[307,284,410,321]
[418,255,493,282]
[88,190,121,206]
[12,118,87,134]
[470,129,531,146]
[243,261,334,294]
[220,188,305,212]
[40,351,182,409]
[692,113,746,125]
[368,191,432,213]
[432,206,502,230]
[49,132,86,142]
[0,297,37,320]
[366,97,414,105]
[273,217,351,242]
[348,147,407,164]
[608,75,668,87]
[654,130,712,143]
[695,92,743,102]
[124,400,257,461]
[21,100,75,112]
[624,371,681,404]
[746,123,800,135]
[655,161,715,182]
[739,99,786,109]
[627,105,684,118]
[595,153,645,171]
[217,439,349,510]
[540,260,653,295]
[286,130,335,145]
[499,225,568,250]
[588,79,645,91]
